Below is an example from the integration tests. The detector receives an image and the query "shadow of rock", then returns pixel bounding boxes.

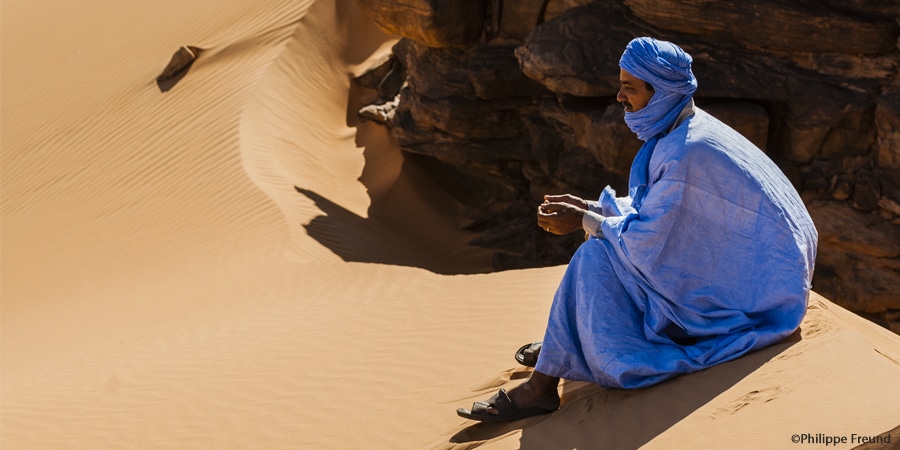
[448,330,802,448]
[295,186,491,275]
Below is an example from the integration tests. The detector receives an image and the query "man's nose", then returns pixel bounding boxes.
[616,88,626,103]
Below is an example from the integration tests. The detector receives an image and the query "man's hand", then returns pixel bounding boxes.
[543,194,588,210]
[537,195,587,235]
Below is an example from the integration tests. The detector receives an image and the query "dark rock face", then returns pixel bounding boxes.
[625,0,898,54]
[353,0,900,331]
[516,2,643,97]
[354,0,484,47]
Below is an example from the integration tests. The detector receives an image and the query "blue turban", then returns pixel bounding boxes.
[619,37,697,141]
[619,37,697,209]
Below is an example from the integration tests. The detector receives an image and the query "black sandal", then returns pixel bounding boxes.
[514,341,542,367]
[456,388,557,422]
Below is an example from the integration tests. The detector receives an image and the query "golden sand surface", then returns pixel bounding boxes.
[3,0,899,448]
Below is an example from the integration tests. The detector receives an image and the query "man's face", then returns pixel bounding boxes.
[617,69,654,112]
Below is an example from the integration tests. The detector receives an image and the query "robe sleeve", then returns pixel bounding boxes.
[582,210,606,238]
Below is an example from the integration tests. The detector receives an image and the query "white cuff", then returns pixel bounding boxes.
[582,211,606,239]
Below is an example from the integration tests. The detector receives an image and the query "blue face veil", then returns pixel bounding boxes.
[619,37,698,209]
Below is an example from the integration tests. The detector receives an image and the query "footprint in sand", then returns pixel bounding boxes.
[712,385,788,417]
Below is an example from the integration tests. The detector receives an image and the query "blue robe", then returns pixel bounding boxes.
[535,108,818,389]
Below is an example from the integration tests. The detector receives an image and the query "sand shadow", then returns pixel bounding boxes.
[288,36,497,275]
[448,330,802,448]
[294,187,491,275]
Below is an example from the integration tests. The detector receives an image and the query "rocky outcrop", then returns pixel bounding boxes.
[157,46,203,92]
[353,0,900,331]
[625,0,897,54]
[353,0,484,47]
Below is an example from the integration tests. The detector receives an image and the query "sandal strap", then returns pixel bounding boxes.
[470,388,513,415]
[516,341,542,367]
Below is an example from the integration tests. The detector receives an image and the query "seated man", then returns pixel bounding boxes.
[458,37,818,422]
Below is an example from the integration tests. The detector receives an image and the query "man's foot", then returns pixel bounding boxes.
[456,372,561,422]
[491,373,560,415]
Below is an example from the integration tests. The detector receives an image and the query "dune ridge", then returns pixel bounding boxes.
[3,0,899,448]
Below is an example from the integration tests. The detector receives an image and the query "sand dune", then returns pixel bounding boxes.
[3,0,899,448]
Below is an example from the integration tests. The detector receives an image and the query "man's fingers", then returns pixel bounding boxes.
[537,213,560,233]
[536,215,553,232]
[542,202,572,213]
[541,203,559,213]
[544,195,575,205]
[537,216,554,227]
[543,194,586,209]
[537,204,559,217]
